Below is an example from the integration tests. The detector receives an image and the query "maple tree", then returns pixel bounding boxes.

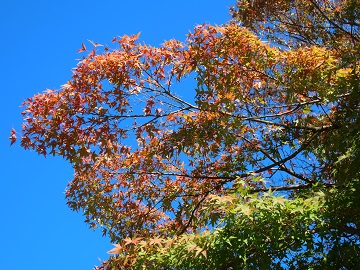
[13,0,360,268]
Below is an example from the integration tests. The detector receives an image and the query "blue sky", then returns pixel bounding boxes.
[1,1,233,269]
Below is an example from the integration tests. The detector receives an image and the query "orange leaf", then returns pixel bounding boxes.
[88,39,103,47]
[108,244,123,254]
[149,237,164,246]
[78,42,86,53]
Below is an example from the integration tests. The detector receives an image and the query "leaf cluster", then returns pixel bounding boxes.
[13,0,360,268]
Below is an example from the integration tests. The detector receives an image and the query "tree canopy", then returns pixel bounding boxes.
[13,0,360,269]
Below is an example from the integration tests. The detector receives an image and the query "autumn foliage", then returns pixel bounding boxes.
[13,0,360,268]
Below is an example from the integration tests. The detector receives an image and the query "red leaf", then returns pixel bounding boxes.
[78,43,86,53]
[9,128,17,146]
[88,49,96,58]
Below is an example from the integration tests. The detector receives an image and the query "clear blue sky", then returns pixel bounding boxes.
[1,1,233,269]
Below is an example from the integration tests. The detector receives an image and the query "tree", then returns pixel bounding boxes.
[13,0,360,268]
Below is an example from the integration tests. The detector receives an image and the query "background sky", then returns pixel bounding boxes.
[1,1,234,269]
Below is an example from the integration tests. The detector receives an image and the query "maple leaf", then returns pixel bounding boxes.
[149,237,164,246]
[88,40,103,47]
[9,128,17,146]
[123,237,143,246]
[88,49,96,58]
[78,42,86,53]
[108,244,123,254]
[43,89,56,94]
